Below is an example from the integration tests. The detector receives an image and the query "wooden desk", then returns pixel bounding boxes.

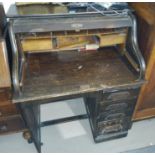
[17,47,143,152]
[7,3,145,152]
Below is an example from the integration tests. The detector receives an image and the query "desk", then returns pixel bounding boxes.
[7,3,145,152]
[15,49,143,152]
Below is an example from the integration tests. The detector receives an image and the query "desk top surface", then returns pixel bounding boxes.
[13,47,142,104]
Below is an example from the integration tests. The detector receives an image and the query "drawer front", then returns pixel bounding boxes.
[97,117,130,135]
[0,116,25,135]
[0,104,19,119]
[98,99,136,118]
[96,100,135,135]
[101,88,139,102]
[98,110,127,122]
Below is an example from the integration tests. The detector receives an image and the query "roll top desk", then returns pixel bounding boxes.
[7,3,146,152]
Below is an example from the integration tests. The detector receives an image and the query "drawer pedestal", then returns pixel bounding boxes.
[85,88,139,142]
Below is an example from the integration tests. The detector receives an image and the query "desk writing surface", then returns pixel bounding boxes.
[13,47,138,103]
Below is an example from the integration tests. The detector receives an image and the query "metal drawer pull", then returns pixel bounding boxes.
[107,91,130,100]
[98,109,126,121]
[98,118,122,127]
[101,124,123,134]
[105,113,125,121]
[105,103,128,111]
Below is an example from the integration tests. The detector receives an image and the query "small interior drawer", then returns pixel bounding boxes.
[0,116,25,135]
[101,88,139,102]
[0,104,19,119]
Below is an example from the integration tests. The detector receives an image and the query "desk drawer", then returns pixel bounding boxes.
[99,99,136,117]
[0,104,19,119]
[97,100,136,125]
[101,88,139,102]
[98,110,127,122]
[97,117,130,136]
[0,116,25,135]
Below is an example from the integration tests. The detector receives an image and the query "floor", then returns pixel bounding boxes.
[0,98,155,153]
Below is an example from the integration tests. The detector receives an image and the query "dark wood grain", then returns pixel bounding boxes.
[13,47,138,103]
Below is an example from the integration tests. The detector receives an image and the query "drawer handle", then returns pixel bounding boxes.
[105,103,128,111]
[98,109,126,121]
[103,124,123,134]
[105,113,125,121]
[0,111,2,116]
[107,91,130,100]
[0,124,7,131]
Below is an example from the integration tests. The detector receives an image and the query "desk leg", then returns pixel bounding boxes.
[20,103,41,153]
